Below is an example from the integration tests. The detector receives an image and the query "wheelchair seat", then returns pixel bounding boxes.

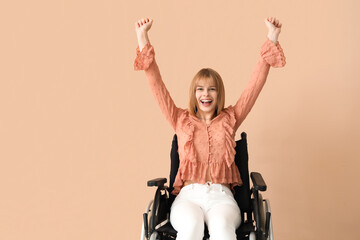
[141,132,273,240]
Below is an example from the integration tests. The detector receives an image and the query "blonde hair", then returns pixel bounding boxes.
[188,68,225,117]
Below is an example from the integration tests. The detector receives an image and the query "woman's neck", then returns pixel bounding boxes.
[196,111,215,123]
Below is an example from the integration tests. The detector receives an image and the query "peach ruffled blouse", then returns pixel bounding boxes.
[134,38,286,194]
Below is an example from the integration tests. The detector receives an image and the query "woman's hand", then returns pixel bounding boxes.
[135,18,153,51]
[265,17,282,44]
[135,18,153,35]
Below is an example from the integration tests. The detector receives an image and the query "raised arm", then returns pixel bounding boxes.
[233,17,286,131]
[134,18,181,131]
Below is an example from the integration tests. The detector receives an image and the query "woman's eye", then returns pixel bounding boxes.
[196,88,203,91]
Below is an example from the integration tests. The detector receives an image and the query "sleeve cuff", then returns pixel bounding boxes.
[260,38,286,68]
[134,42,155,71]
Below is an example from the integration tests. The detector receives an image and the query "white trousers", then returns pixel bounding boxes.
[170,182,241,240]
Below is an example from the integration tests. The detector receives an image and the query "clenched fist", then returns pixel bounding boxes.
[135,18,153,35]
[265,17,282,44]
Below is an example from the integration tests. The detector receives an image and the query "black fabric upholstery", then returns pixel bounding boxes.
[168,134,180,207]
[233,132,252,214]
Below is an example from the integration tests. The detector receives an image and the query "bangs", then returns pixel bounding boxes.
[195,77,217,88]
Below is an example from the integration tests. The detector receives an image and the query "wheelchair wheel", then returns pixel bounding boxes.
[252,193,266,240]
[140,200,154,240]
[258,194,266,233]
[264,199,274,240]
[149,232,158,240]
[149,200,155,234]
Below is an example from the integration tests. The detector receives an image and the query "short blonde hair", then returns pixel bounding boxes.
[188,68,225,117]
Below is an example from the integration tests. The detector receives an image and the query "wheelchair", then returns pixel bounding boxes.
[140,132,274,240]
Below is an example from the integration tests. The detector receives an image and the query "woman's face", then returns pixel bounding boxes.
[195,77,218,118]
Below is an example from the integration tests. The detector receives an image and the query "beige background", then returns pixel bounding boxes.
[1,0,359,239]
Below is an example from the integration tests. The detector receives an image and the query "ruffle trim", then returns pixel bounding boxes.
[260,38,286,68]
[171,160,243,195]
[134,42,155,71]
[171,159,206,195]
[179,112,197,165]
[222,107,237,168]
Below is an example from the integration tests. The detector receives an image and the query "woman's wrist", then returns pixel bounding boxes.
[267,32,279,44]
[137,31,150,51]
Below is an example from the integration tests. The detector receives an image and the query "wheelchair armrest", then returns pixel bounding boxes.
[147,178,167,187]
[250,172,267,191]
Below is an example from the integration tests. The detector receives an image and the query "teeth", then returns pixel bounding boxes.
[201,100,212,103]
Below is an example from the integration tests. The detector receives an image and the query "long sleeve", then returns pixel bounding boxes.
[233,38,286,131]
[134,42,182,130]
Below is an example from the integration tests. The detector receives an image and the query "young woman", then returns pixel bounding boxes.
[134,17,286,240]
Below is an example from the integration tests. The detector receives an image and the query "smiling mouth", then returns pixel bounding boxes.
[200,99,213,106]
